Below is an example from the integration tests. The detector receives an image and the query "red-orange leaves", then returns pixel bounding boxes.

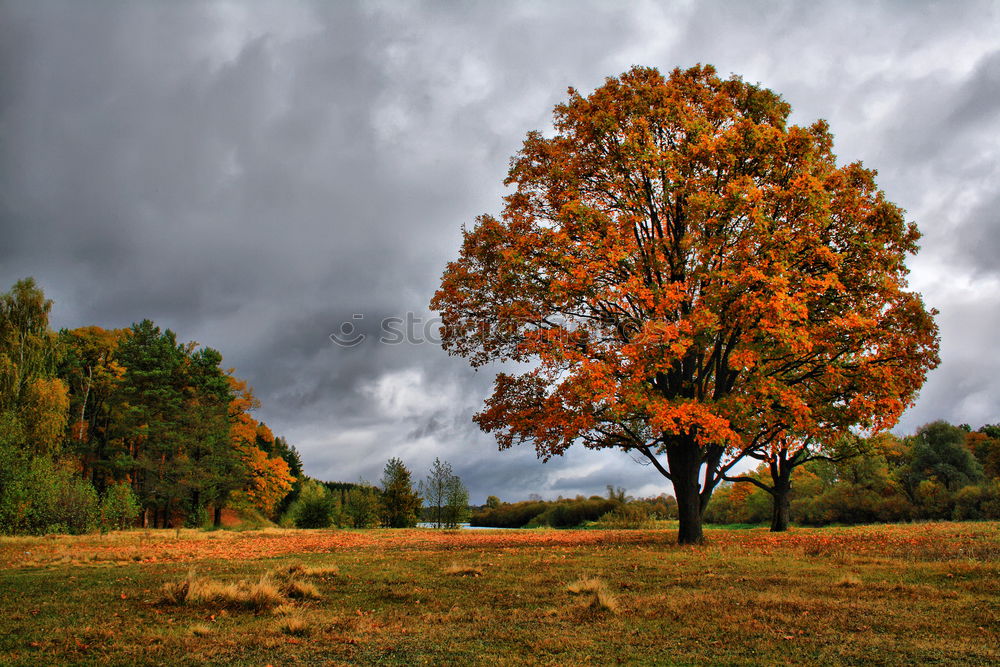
[432,64,939,544]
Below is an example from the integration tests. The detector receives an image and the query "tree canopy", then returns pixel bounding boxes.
[432,64,939,544]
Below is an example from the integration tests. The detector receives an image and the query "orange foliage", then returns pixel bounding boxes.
[227,376,293,513]
[1,523,989,569]
[432,65,940,511]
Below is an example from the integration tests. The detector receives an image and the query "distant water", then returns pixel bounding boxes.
[416,522,516,530]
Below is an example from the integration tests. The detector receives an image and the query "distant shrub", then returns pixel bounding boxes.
[473,498,622,528]
[99,482,141,531]
[981,484,1000,519]
[531,498,620,528]
[54,473,100,534]
[470,500,548,528]
[287,480,336,528]
[184,506,210,529]
[915,480,953,520]
[952,485,985,521]
[343,486,381,528]
[952,483,1000,521]
[597,504,655,529]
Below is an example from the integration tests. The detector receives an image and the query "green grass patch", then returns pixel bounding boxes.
[1,522,998,664]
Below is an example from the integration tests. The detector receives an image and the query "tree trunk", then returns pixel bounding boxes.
[770,485,791,532]
[191,490,200,523]
[213,504,223,528]
[769,452,793,532]
[668,442,705,545]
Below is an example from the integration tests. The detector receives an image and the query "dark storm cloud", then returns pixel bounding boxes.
[2,0,998,500]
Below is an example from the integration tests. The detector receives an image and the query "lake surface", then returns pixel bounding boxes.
[416,522,516,530]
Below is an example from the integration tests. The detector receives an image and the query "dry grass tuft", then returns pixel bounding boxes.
[189,623,213,637]
[836,573,863,588]
[281,578,321,599]
[277,616,311,636]
[444,562,484,577]
[158,571,285,611]
[276,561,338,579]
[279,562,307,578]
[241,576,286,611]
[566,576,604,595]
[272,604,296,616]
[567,576,619,613]
[159,577,192,604]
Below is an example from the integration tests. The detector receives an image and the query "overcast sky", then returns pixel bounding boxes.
[2,1,998,502]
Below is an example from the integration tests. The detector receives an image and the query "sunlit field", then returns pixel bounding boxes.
[2,522,998,665]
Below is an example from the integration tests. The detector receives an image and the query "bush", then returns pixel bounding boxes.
[980,484,1000,519]
[100,482,141,531]
[288,480,336,528]
[952,484,1000,520]
[597,503,655,529]
[0,453,102,534]
[471,500,549,528]
[54,473,100,534]
[915,480,953,520]
[531,498,620,528]
[344,486,380,528]
[472,497,626,529]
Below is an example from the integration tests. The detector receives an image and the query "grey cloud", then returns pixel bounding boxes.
[2,0,998,502]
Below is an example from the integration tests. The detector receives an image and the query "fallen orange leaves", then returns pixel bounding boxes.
[2,522,996,569]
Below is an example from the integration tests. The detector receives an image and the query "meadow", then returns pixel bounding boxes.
[1,522,998,665]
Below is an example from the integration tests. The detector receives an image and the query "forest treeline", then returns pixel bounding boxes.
[0,278,301,534]
[471,420,1000,530]
[0,279,466,536]
[471,488,678,528]
[283,457,469,530]
[4,277,999,535]
[706,422,1000,525]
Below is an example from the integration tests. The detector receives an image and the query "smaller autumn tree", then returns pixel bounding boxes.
[723,434,867,531]
[432,64,940,544]
[379,457,421,528]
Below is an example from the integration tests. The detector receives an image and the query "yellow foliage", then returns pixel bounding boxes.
[22,377,69,455]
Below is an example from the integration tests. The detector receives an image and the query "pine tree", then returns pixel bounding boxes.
[379,457,421,528]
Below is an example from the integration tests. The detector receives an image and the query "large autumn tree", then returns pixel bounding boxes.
[432,65,939,544]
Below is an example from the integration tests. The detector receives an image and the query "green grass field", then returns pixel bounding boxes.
[1,522,998,665]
